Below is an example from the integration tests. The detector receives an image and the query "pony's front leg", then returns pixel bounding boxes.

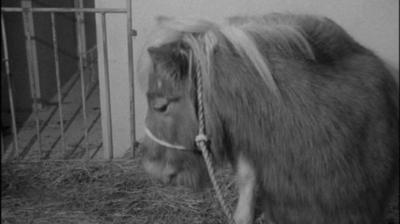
[234,156,256,224]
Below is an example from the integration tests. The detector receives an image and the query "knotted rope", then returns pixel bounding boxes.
[193,53,236,224]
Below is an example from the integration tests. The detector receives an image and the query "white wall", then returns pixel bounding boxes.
[96,0,131,158]
[132,0,398,71]
[97,0,399,157]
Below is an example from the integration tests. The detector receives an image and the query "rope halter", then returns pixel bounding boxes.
[144,47,236,224]
[192,50,236,224]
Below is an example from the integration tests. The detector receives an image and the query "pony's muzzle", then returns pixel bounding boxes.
[143,159,177,184]
[141,139,178,184]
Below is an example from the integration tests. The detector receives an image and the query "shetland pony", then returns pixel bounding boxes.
[139,13,399,224]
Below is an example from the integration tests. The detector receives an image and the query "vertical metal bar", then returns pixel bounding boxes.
[126,0,136,158]
[89,48,96,83]
[21,0,41,109]
[22,5,42,160]
[76,11,89,159]
[74,0,87,52]
[1,131,4,159]
[101,12,114,159]
[21,3,34,99]
[74,0,88,83]
[50,13,66,156]
[1,14,19,160]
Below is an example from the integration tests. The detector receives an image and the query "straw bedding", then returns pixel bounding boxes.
[1,154,237,224]
[1,154,398,224]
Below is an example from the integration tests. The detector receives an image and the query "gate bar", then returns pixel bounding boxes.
[1,7,126,13]
[50,13,66,156]
[126,0,136,157]
[76,11,89,159]
[1,131,4,158]
[74,0,87,90]
[21,4,42,161]
[1,4,134,161]
[75,1,89,160]
[21,1,41,109]
[1,14,19,159]
[101,12,114,159]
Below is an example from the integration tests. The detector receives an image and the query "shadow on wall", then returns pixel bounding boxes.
[386,63,399,85]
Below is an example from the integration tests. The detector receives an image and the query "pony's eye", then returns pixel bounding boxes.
[152,97,169,113]
[154,103,169,113]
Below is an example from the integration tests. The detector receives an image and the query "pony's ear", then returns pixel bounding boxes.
[147,45,171,62]
[156,15,173,25]
[147,42,190,78]
[148,42,189,62]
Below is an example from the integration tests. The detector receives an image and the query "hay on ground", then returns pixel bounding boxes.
[1,154,398,224]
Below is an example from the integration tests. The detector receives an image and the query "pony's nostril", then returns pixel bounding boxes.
[162,164,177,184]
[168,173,177,182]
[135,141,142,150]
[161,173,176,184]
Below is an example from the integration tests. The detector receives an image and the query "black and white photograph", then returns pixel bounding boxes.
[1,0,398,223]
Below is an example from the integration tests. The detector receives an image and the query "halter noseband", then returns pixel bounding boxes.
[144,49,209,152]
[144,127,189,150]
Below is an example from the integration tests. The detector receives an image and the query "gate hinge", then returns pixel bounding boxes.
[130,29,137,37]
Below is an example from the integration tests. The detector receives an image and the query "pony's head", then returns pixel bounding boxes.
[139,15,315,189]
[139,18,216,189]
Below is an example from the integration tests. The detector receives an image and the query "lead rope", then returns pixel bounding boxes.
[193,55,236,224]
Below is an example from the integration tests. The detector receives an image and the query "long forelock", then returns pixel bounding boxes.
[138,18,216,92]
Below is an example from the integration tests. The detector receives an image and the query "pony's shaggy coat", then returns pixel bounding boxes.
[140,13,399,224]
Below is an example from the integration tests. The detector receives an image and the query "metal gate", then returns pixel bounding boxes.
[1,0,136,163]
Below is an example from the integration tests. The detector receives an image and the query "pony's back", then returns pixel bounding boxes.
[229,14,367,61]
[228,13,398,113]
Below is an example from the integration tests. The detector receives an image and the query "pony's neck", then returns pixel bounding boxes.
[203,49,280,163]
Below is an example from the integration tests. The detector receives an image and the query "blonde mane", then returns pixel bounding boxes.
[139,14,317,98]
